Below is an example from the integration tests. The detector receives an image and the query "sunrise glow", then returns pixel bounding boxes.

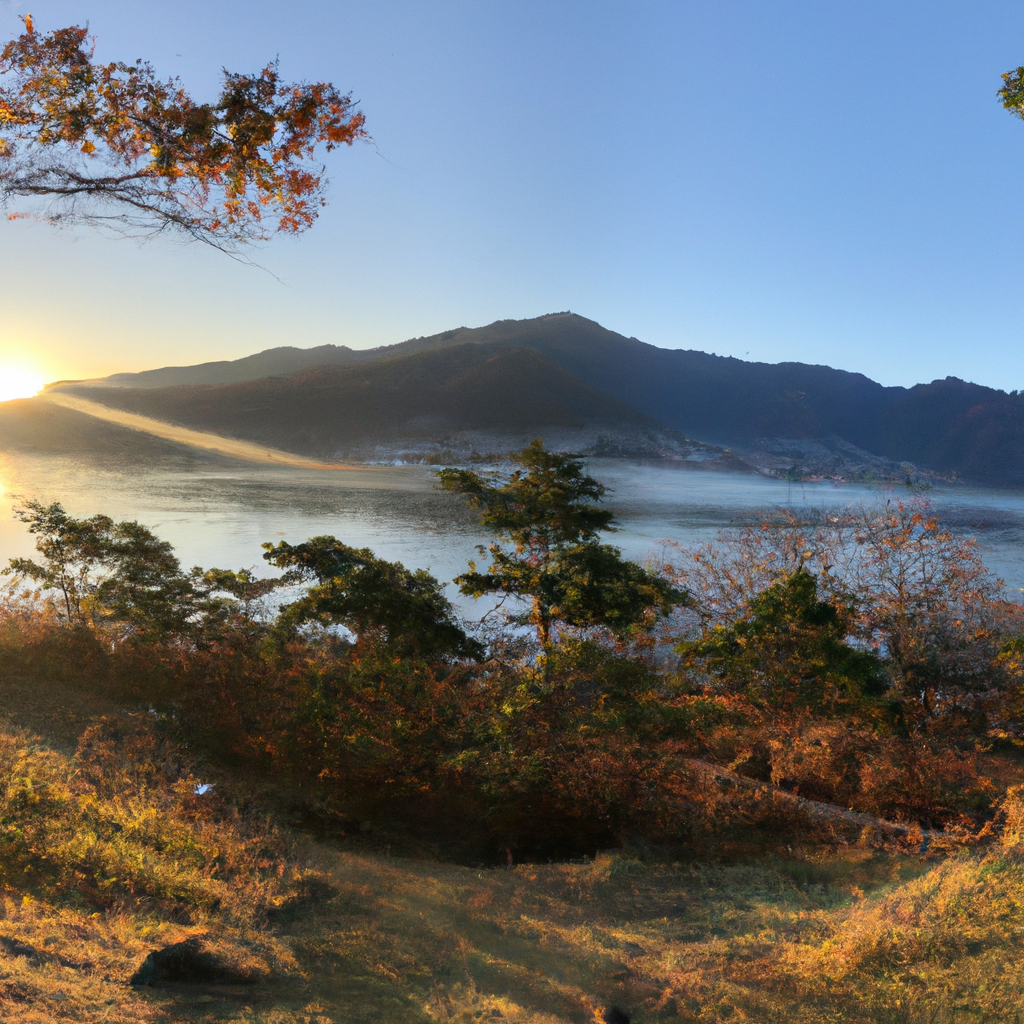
[0,368,45,402]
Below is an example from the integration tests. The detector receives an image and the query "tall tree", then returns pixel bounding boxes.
[0,16,366,250]
[439,439,684,649]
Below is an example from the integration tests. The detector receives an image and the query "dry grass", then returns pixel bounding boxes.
[275,844,1024,1024]
[11,823,1024,1022]
[2,675,1024,1022]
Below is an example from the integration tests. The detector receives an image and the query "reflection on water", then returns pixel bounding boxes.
[1,454,1024,607]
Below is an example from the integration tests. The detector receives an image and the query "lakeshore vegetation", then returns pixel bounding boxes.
[3,442,1024,1021]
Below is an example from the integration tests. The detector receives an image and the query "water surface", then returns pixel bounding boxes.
[2,454,1023,613]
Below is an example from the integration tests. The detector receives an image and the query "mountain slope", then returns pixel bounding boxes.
[63,345,668,460]
[89,313,907,450]
[0,397,234,467]
[78,312,1024,485]
[100,343,361,388]
[877,378,1024,485]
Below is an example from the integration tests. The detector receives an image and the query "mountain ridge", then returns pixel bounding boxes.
[63,313,1024,485]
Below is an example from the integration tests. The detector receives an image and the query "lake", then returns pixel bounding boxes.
[2,453,1023,616]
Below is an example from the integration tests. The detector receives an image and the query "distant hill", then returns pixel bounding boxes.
[99,344,362,388]
[63,345,691,461]
[876,377,1024,485]
[72,312,1024,485]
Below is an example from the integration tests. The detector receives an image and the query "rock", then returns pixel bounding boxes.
[602,1008,631,1024]
[129,937,254,987]
[0,936,39,959]
[266,876,338,925]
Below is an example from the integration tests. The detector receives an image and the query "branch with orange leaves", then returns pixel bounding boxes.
[0,15,368,251]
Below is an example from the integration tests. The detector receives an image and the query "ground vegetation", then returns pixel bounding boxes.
[3,447,1024,1018]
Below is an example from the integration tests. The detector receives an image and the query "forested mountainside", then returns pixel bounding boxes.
[77,312,1024,484]
[64,345,665,459]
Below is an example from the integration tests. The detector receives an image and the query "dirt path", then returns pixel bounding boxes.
[42,391,362,471]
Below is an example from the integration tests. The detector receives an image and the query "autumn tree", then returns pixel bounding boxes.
[1000,64,1024,120]
[0,16,366,250]
[439,439,684,649]
[669,498,1005,728]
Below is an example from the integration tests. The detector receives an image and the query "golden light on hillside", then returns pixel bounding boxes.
[0,368,44,402]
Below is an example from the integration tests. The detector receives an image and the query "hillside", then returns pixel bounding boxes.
[75,311,1024,484]
[0,396,234,468]
[64,344,716,463]
[98,342,362,387]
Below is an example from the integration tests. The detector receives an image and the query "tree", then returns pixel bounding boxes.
[837,500,1002,722]
[0,16,366,250]
[1000,65,1024,120]
[668,498,1004,728]
[678,568,888,716]
[3,498,267,641]
[3,499,110,624]
[438,439,684,649]
[263,536,482,660]
[90,519,200,639]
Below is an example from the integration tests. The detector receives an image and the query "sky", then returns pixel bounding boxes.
[2,0,1024,389]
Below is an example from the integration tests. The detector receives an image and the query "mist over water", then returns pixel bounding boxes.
[2,454,1024,610]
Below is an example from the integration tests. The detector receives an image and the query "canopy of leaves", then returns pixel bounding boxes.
[0,16,366,249]
[439,439,615,550]
[263,536,482,660]
[669,498,1006,727]
[3,499,267,640]
[1000,65,1024,120]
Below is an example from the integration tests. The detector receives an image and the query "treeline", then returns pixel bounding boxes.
[2,441,1023,862]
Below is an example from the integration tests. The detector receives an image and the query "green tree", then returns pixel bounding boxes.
[438,439,684,649]
[263,536,482,660]
[91,520,200,639]
[3,499,110,624]
[1000,64,1024,120]
[4,499,264,641]
[678,568,888,715]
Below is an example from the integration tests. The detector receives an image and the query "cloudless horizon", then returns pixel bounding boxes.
[2,0,1024,390]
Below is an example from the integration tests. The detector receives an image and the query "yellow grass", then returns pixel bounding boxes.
[2,676,1024,1022]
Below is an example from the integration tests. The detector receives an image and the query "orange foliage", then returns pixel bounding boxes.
[0,17,367,248]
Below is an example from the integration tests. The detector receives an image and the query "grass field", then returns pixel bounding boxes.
[2,677,1024,1023]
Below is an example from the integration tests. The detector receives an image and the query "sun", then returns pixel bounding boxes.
[0,368,45,402]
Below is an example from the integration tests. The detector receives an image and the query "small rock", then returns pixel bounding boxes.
[267,877,339,925]
[603,1008,631,1024]
[0,936,38,959]
[130,937,254,987]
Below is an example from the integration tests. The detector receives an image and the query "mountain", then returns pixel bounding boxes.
[61,344,730,464]
[99,344,361,388]
[70,312,1024,485]
[876,378,1024,485]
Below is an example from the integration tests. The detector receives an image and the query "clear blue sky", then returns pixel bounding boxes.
[2,0,1024,389]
